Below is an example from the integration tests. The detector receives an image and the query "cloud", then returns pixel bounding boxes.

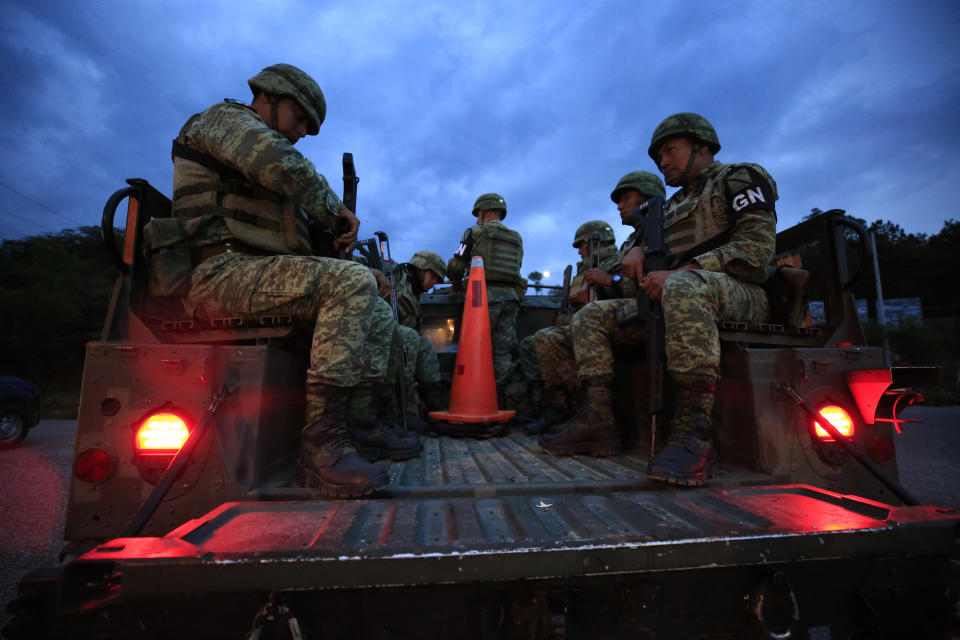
[0,0,958,277]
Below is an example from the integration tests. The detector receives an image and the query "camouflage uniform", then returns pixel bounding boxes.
[527,243,620,389]
[386,256,445,414]
[447,198,524,387]
[159,64,394,497]
[570,161,776,383]
[397,325,443,412]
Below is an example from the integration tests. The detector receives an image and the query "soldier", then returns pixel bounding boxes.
[446,193,524,403]
[543,114,778,488]
[532,175,665,436]
[162,63,397,497]
[519,220,619,432]
[390,251,448,423]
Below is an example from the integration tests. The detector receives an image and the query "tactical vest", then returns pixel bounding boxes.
[171,138,311,256]
[662,162,775,266]
[619,229,643,258]
[471,221,523,286]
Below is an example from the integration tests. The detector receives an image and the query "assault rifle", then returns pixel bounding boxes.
[308,152,355,258]
[556,264,573,325]
[588,230,601,303]
[375,231,409,431]
[615,195,669,452]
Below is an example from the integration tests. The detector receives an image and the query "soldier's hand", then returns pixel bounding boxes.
[638,270,669,300]
[621,247,645,281]
[369,268,394,304]
[582,268,612,286]
[335,202,360,250]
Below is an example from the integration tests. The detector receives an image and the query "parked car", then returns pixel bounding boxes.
[0,375,40,449]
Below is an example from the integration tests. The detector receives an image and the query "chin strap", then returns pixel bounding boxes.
[268,95,279,132]
[680,141,703,183]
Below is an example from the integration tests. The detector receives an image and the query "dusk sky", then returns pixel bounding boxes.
[1,1,958,284]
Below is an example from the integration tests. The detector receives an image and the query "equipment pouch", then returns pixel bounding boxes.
[615,298,640,326]
[143,218,193,298]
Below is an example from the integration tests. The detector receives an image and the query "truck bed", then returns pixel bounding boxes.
[63,432,958,595]
[251,431,775,502]
[28,434,960,638]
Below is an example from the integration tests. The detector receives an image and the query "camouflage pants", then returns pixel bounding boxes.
[187,253,391,387]
[518,334,540,383]
[397,324,442,412]
[538,270,768,385]
[488,299,520,385]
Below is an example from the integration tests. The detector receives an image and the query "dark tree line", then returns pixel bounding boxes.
[806,210,960,316]
[0,227,116,412]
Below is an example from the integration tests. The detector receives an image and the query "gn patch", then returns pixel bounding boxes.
[730,184,773,213]
[727,165,777,214]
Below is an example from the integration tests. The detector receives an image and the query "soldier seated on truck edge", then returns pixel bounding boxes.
[518,219,619,431]
[531,171,665,438]
[539,113,778,489]
[151,62,422,497]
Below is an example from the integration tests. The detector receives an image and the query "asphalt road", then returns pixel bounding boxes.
[1,408,958,635]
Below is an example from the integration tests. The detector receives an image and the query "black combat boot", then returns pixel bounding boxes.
[402,410,432,434]
[646,375,718,486]
[299,384,389,498]
[523,385,571,435]
[539,379,621,456]
[349,383,422,461]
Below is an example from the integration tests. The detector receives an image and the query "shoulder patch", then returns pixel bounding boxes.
[455,228,473,257]
[724,164,778,214]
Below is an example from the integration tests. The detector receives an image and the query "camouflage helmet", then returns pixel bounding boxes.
[472,193,507,218]
[409,250,446,280]
[647,112,721,161]
[610,171,666,203]
[572,220,615,248]
[248,63,326,135]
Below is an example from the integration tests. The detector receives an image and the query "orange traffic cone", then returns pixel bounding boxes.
[430,257,515,427]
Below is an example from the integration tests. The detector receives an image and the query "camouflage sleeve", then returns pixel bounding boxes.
[694,164,777,282]
[395,271,419,329]
[446,227,473,282]
[598,248,623,299]
[185,103,341,228]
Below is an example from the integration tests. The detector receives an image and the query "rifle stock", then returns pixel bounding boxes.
[306,152,355,258]
[558,264,573,317]
[374,231,409,430]
[588,230,601,303]
[614,196,668,447]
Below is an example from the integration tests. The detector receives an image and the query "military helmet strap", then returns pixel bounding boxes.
[682,141,703,182]
[268,95,280,132]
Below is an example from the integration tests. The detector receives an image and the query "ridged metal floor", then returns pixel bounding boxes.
[380,432,656,497]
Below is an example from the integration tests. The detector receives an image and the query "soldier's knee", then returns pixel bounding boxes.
[663,269,709,302]
[342,261,378,297]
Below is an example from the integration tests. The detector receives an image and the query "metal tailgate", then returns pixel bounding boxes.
[63,484,959,599]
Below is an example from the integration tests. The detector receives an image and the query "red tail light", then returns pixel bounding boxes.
[136,412,190,453]
[75,448,113,484]
[813,405,853,441]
